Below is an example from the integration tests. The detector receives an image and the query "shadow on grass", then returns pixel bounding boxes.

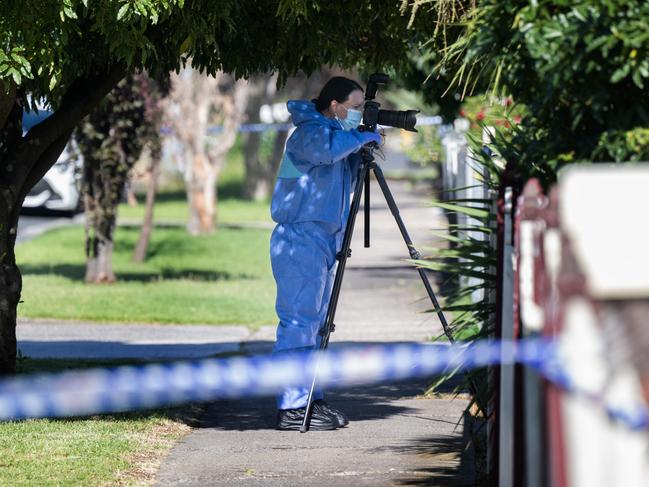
[19,263,253,282]
[218,180,244,200]
[152,181,269,204]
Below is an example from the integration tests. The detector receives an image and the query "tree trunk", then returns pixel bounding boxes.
[0,66,125,373]
[242,130,264,200]
[167,69,249,235]
[242,75,268,200]
[0,201,20,376]
[0,260,20,375]
[132,74,167,262]
[186,153,217,235]
[84,237,115,283]
[125,185,138,206]
[242,74,276,201]
[133,152,161,262]
[83,185,118,283]
[80,135,123,284]
[244,129,290,201]
[78,73,153,282]
[266,129,289,188]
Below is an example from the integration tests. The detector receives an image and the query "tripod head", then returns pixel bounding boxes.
[360,73,419,133]
[355,74,421,247]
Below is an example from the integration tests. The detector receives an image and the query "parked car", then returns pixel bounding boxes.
[21,109,83,214]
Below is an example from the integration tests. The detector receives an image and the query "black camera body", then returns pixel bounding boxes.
[361,73,419,133]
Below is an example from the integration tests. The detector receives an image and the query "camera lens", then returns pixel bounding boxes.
[377,109,419,132]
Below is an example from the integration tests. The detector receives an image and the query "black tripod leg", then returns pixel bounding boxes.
[300,158,372,433]
[364,168,370,247]
[371,162,454,342]
[372,163,485,399]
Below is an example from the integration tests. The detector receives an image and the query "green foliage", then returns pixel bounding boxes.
[1,1,184,107]
[0,47,31,86]
[417,189,497,414]
[595,126,649,162]
[395,0,481,122]
[412,124,503,413]
[459,95,524,138]
[394,49,464,123]
[1,0,439,111]
[427,0,649,185]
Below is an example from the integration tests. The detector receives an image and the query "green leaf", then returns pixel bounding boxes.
[117,4,130,20]
[411,259,495,280]
[11,69,21,85]
[432,201,491,219]
[631,69,644,89]
[610,64,630,83]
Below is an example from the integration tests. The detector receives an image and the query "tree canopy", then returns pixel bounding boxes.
[0,0,438,200]
[1,0,434,108]
[421,0,649,184]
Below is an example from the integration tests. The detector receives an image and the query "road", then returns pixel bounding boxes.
[17,213,81,244]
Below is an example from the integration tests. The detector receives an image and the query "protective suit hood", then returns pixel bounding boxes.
[286,100,340,129]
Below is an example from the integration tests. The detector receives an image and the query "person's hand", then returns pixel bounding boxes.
[358,130,381,146]
[378,129,386,146]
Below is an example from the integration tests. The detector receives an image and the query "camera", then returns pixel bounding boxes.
[361,73,419,132]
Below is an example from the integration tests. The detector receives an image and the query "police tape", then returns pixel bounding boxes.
[1,339,647,430]
[536,356,649,431]
[0,340,547,421]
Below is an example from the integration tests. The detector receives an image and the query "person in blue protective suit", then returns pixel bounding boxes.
[270,77,381,430]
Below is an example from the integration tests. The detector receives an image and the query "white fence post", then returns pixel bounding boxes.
[499,186,515,487]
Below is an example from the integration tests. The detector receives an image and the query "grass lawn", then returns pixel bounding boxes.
[17,141,278,326]
[118,141,272,224]
[118,190,272,224]
[0,358,196,486]
[16,224,277,326]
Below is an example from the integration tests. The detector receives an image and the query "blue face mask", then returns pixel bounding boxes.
[337,108,362,131]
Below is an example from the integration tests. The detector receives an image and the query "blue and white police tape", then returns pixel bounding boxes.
[534,355,649,431]
[2,338,647,430]
[0,339,549,422]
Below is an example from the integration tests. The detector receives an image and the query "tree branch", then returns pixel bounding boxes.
[0,90,22,182]
[0,82,17,132]
[11,64,126,192]
[18,130,72,204]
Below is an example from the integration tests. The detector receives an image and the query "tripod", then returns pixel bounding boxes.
[300,144,453,433]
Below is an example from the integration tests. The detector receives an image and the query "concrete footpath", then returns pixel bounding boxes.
[155,179,475,486]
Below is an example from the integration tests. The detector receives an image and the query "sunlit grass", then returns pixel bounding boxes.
[1,358,193,487]
[16,225,276,327]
